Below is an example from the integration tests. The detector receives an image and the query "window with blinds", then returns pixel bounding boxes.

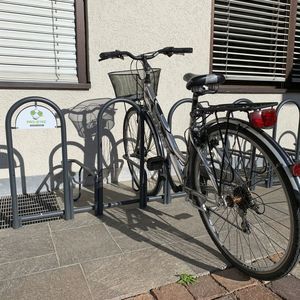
[212,0,295,84]
[292,1,300,82]
[0,0,87,87]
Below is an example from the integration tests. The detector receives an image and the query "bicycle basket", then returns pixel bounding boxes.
[108,68,161,100]
[68,98,116,138]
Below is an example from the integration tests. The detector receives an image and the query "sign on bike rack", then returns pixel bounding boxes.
[5,96,72,229]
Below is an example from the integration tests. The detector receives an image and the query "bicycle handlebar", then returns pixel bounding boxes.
[99,47,193,61]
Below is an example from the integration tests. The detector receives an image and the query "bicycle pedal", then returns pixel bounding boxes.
[147,156,164,171]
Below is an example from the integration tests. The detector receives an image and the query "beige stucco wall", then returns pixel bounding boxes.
[0,0,299,194]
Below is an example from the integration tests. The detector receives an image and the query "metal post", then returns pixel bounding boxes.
[164,98,193,204]
[139,109,147,209]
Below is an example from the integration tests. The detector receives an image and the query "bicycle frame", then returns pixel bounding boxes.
[143,81,216,197]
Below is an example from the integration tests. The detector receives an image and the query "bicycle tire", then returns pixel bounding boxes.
[123,107,163,196]
[191,120,300,280]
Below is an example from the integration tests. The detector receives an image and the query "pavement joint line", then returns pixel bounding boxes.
[103,223,125,254]
[47,222,61,267]
[0,262,81,283]
[79,263,95,300]
[0,252,56,267]
[48,220,106,232]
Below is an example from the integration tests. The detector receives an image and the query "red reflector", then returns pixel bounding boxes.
[249,108,277,129]
[249,111,264,128]
[292,163,300,177]
[262,109,277,127]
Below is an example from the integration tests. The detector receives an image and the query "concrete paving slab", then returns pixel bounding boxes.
[267,274,300,300]
[0,264,92,300]
[0,223,54,264]
[0,253,58,281]
[51,224,122,266]
[161,236,228,275]
[49,212,102,232]
[103,198,204,240]
[81,247,195,300]
[112,222,209,254]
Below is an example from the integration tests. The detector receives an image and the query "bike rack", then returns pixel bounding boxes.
[272,99,300,161]
[5,96,72,229]
[70,97,149,217]
[163,98,193,203]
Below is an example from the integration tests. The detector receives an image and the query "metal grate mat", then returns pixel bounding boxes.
[0,191,62,229]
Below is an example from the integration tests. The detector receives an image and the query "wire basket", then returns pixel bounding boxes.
[108,68,161,100]
[68,98,115,138]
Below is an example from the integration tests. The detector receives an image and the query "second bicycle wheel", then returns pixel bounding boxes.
[191,120,300,280]
[123,107,163,196]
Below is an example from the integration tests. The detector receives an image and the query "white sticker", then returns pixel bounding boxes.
[15,105,57,129]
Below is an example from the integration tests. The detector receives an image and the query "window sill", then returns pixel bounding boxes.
[218,85,287,94]
[0,82,91,90]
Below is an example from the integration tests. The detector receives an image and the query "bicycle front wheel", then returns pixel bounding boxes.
[123,107,163,196]
[191,120,300,280]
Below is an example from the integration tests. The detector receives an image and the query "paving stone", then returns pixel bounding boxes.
[0,223,54,264]
[0,264,92,300]
[216,294,237,300]
[82,247,194,300]
[49,212,102,232]
[104,199,204,240]
[162,236,227,275]
[267,274,300,300]
[124,293,155,300]
[291,262,300,279]
[0,253,58,281]
[235,285,281,300]
[186,275,227,299]
[51,224,122,266]
[211,268,258,292]
[268,253,284,263]
[151,283,194,300]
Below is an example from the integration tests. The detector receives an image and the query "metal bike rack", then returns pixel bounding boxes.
[273,99,300,161]
[70,98,149,217]
[163,98,193,203]
[5,96,72,229]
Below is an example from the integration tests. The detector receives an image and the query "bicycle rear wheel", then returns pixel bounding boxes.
[191,120,300,280]
[123,107,163,196]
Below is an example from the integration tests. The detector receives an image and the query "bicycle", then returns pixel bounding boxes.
[99,47,300,280]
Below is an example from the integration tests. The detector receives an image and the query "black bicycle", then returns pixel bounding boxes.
[99,47,300,280]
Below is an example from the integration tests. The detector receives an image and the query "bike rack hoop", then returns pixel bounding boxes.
[95,97,147,216]
[5,96,71,229]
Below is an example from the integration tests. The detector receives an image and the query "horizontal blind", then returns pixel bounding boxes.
[0,0,78,83]
[212,0,290,82]
[292,0,300,82]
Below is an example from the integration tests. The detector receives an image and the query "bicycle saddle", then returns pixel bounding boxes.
[183,73,225,90]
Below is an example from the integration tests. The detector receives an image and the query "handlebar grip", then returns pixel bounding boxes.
[99,50,123,61]
[172,47,193,54]
[159,47,193,56]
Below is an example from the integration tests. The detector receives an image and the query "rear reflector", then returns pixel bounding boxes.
[249,108,277,129]
[291,163,300,177]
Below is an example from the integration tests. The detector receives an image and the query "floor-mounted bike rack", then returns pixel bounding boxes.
[70,97,149,217]
[163,98,193,203]
[272,99,300,161]
[5,96,72,229]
